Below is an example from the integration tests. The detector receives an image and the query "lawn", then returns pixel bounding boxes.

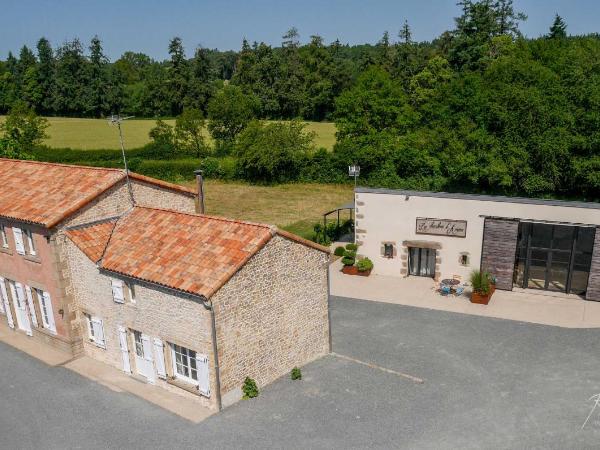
[0,116,338,150]
[196,180,353,239]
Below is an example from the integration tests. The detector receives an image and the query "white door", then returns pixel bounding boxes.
[141,334,155,384]
[0,277,14,329]
[118,326,131,374]
[133,330,155,383]
[10,282,31,335]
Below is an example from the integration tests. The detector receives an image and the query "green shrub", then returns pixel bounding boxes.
[343,250,356,259]
[333,246,345,257]
[242,377,259,399]
[291,367,302,380]
[470,270,491,295]
[357,257,374,272]
[341,256,355,266]
[345,243,358,251]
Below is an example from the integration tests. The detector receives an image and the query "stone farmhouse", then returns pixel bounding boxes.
[65,206,329,409]
[0,159,330,409]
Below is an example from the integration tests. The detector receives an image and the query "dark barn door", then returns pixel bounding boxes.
[513,223,595,295]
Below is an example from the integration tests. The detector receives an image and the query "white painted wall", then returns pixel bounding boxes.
[355,191,600,280]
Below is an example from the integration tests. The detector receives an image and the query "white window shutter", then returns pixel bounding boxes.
[0,277,13,329]
[118,326,131,374]
[196,354,210,396]
[0,277,5,314]
[24,286,38,327]
[13,228,25,255]
[42,291,56,333]
[2,279,14,328]
[26,231,36,256]
[153,338,167,379]
[15,283,32,336]
[111,280,125,303]
[92,317,105,347]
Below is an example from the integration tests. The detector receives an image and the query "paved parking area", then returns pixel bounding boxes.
[2,297,600,449]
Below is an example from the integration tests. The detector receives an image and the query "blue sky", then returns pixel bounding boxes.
[2,0,599,60]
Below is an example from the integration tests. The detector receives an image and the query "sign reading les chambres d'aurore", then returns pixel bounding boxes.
[415,218,467,238]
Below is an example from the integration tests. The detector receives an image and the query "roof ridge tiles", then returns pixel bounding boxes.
[0,157,125,173]
[132,205,276,231]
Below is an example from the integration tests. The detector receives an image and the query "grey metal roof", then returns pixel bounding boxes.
[354,187,600,210]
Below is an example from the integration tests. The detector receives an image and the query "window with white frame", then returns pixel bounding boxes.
[12,227,25,255]
[84,313,106,348]
[24,229,36,256]
[111,279,135,304]
[170,343,198,385]
[0,224,8,249]
[33,288,56,333]
[169,343,210,395]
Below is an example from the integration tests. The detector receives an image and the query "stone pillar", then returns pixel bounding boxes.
[481,218,519,291]
[585,228,600,301]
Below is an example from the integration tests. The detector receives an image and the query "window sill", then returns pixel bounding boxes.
[23,254,41,264]
[35,326,57,337]
[86,338,106,350]
[0,246,12,255]
[167,377,203,396]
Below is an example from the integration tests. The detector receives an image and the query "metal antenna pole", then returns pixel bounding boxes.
[109,115,135,206]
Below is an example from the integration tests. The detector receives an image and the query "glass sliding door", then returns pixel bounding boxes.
[409,247,436,278]
[513,222,595,295]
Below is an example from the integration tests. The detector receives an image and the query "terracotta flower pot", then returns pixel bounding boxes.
[490,283,496,295]
[342,265,359,275]
[356,269,372,277]
[470,291,491,305]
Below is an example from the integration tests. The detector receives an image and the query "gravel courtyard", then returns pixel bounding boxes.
[2,296,600,449]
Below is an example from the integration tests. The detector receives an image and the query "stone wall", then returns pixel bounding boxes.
[481,218,519,290]
[64,239,217,409]
[212,235,329,407]
[586,228,600,301]
[131,180,196,214]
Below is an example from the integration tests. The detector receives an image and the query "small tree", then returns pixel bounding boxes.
[0,102,47,158]
[548,14,567,39]
[207,85,258,151]
[148,119,176,157]
[235,120,315,183]
[175,108,207,158]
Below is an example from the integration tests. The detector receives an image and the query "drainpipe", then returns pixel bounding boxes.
[194,169,205,214]
[326,255,332,352]
[201,296,222,411]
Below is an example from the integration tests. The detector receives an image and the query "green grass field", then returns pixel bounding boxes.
[194,180,353,239]
[1,116,337,150]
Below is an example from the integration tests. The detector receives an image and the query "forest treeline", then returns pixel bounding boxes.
[1,0,599,199]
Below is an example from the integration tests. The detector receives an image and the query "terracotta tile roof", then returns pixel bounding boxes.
[67,207,275,298]
[66,219,118,263]
[0,159,195,228]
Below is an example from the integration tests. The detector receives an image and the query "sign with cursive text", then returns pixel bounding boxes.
[415,218,467,238]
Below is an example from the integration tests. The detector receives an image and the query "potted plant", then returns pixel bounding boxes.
[341,243,358,275]
[487,273,497,295]
[333,246,345,259]
[469,270,492,305]
[356,257,374,276]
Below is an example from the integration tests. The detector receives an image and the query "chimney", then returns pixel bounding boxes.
[194,169,205,214]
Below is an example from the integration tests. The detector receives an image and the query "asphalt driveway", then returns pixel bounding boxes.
[2,296,600,449]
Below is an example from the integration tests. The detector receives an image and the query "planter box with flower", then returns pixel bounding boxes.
[356,257,374,276]
[341,243,374,276]
[469,269,493,305]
